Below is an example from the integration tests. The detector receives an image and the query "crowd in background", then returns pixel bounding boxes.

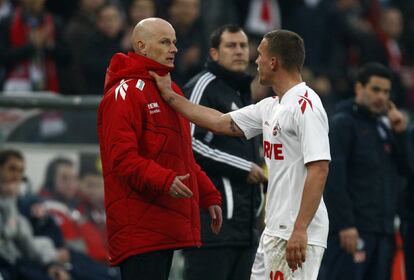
[0,0,413,116]
[1,0,414,279]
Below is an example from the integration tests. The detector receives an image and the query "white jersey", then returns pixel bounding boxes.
[229,82,331,247]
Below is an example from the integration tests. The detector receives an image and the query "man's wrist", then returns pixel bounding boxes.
[293,221,307,232]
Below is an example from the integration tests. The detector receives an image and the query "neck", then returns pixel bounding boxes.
[271,71,303,98]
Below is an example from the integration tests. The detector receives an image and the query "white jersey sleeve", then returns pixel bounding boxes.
[293,99,331,164]
[228,98,269,139]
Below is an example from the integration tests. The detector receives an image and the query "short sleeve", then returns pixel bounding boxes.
[294,104,331,164]
[228,100,266,139]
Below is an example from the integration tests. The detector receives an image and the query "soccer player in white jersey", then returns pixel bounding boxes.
[151,29,331,280]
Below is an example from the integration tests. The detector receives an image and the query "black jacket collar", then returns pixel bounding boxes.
[206,60,252,93]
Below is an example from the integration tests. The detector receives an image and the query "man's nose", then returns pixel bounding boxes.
[170,44,178,53]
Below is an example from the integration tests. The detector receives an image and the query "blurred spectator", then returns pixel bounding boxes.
[244,0,281,36]
[322,63,411,280]
[39,157,83,250]
[401,123,414,280]
[181,25,266,280]
[79,3,126,95]
[41,157,79,207]
[44,0,78,22]
[281,0,333,111]
[366,6,410,108]
[121,0,156,51]
[0,149,71,280]
[325,0,377,99]
[76,154,108,263]
[0,0,12,20]
[63,0,106,95]
[0,0,70,93]
[38,156,120,279]
[168,0,207,86]
[200,0,243,43]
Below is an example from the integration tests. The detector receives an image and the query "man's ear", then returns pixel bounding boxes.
[137,41,146,55]
[270,56,278,71]
[209,48,219,62]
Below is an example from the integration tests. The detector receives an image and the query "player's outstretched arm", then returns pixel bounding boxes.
[150,71,244,137]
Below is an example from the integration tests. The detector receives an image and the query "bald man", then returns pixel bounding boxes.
[97,18,222,280]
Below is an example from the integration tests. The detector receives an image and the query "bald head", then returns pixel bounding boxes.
[132,18,174,52]
[131,17,178,67]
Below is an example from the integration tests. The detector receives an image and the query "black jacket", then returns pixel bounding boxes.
[183,61,263,247]
[402,124,414,222]
[324,99,411,235]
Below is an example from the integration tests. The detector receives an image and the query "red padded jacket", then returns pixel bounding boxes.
[97,52,221,266]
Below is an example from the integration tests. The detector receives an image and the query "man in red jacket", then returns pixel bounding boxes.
[97,17,223,280]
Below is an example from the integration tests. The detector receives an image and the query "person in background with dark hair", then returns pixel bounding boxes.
[152,29,331,280]
[76,154,108,264]
[79,2,126,95]
[322,62,411,280]
[181,24,266,280]
[41,157,79,208]
[0,149,71,280]
[402,123,414,280]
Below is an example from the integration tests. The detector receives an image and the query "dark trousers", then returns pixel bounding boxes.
[119,250,174,280]
[402,221,414,280]
[183,246,255,280]
[320,232,395,280]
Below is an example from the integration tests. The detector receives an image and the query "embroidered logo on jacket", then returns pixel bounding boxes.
[298,90,313,114]
[148,102,161,114]
[136,79,145,91]
[115,79,128,100]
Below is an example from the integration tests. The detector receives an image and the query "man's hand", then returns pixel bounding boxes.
[246,163,267,184]
[339,227,359,254]
[208,205,222,234]
[286,228,307,272]
[388,101,407,133]
[149,71,176,104]
[56,248,71,263]
[169,174,193,198]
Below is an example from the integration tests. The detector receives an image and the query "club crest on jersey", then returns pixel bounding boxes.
[272,121,281,137]
[298,90,313,114]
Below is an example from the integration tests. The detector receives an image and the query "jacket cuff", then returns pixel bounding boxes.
[199,194,222,210]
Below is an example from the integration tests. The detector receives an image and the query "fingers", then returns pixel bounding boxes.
[339,229,358,254]
[388,100,396,111]
[286,241,306,272]
[209,206,222,234]
[343,236,357,254]
[148,70,159,79]
[247,164,267,184]
[169,174,193,198]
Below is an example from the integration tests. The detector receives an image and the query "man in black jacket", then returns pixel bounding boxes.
[182,24,267,280]
[402,124,414,280]
[322,63,411,280]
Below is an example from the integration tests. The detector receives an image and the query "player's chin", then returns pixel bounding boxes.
[165,59,175,67]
